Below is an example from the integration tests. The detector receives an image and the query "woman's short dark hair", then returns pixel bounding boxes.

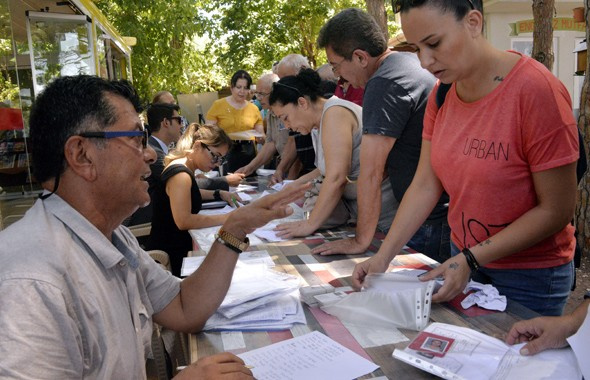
[230,70,253,88]
[395,0,483,20]
[29,75,143,183]
[269,68,323,106]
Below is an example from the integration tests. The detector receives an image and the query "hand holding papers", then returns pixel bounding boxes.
[181,250,275,277]
[393,322,582,380]
[321,272,435,331]
[238,331,379,380]
[220,181,311,238]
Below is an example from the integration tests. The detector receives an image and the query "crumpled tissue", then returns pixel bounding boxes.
[460,281,507,311]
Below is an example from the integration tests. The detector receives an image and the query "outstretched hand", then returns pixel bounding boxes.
[225,172,246,187]
[274,220,316,239]
[220,190,242,206]
[269,169,284,186]
[311,237,368,256]
[234,166,251,176]
[351,255,391,290]
[222,181,311,238]
[418,254,471,302]
[505,315,573,356]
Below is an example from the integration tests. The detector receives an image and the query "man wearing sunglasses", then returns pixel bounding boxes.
[0,75,308,379]
[314,8,450,263]
[127,102,183,226]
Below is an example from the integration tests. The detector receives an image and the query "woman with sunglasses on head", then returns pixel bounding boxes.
[270,68,396,239]
[353,0,579,316]
[148,123,242,276]
[206,70,264,173]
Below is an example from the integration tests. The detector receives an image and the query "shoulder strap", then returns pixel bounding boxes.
[435,82,452,109]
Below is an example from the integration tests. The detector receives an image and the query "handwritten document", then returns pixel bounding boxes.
[238,331,378,380]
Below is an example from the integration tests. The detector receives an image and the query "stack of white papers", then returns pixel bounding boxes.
[185,257,306,331]
[229,184,258,192]
[189,201,306,250]
[181,250,275,277]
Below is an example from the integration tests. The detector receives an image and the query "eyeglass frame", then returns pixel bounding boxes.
[391,0,474,14]
[330,56,347,73]
[167,116,183,124]
[254,91,271,98]
[78,129,150,149]
[201,142,228,166]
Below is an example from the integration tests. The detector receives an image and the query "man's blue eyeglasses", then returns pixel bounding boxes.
[78,130,149,149]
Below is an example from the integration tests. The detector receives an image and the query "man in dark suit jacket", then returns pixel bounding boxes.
[127,103,182,225]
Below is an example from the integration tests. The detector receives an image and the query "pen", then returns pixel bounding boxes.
[232,196,240,208]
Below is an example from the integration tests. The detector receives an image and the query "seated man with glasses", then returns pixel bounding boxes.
[0,75,308,378]
[127,102,183,226]
[147,123,244,276]
[235,73,297,179]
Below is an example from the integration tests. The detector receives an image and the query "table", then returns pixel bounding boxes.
[188,226,539,379]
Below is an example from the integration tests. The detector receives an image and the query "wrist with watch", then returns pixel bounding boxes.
[213,189,223,201]
[215,228,249,254]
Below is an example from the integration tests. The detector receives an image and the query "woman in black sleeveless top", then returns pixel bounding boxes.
[148,123,240,276]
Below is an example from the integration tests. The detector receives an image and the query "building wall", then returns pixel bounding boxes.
[484,2,585,111]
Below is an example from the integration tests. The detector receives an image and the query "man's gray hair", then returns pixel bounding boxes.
[316,63,337,82]
[277,54,310,76]
[257,73,279,88]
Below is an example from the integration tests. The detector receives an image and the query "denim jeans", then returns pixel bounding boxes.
[450,242,573,316]
[407,217,451,264]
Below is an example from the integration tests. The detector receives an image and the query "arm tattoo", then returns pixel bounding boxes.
[449,262,459,270]
[478,239,492,247]
[493,76,504,82]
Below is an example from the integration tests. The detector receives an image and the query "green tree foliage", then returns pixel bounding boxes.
[205,0,365,78]
[96,0,377,99]
[0,0,19,106]
[95,0,225,100]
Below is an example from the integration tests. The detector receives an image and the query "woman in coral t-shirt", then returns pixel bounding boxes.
[353,0,579,316]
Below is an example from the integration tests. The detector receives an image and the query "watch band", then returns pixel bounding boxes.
[216,228,249,254]
[213,189,222,201]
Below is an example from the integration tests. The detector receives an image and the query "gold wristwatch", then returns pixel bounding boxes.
[215,228,249,254]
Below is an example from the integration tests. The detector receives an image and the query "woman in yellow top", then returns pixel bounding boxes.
[206,70,264,173]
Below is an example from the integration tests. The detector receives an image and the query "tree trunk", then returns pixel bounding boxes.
[576,1,590,254]
[531,0,555,71]
[365,0,389,42]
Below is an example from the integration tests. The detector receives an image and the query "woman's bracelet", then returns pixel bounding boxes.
[462,248,481,272]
